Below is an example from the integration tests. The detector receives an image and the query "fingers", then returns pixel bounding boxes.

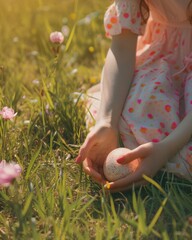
[83,158,106,184]
[106,169,143,191]
[117,143,153,164]
[116,148,140,164]
[76,135,95,164]
[107,179,147,193]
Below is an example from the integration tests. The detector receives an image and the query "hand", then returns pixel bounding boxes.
[76,122,119,184]
[106,142,170,192]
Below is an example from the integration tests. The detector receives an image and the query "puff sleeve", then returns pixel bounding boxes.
[104,0,145,36]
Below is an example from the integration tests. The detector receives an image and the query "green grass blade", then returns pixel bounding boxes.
[42,79,54,109]
[132,189,138,213]
[119,214,138,228]
[143,174,167,195]
[148,197,168,231]
[65,23,77,52]
[71,197,95,224]
[25,144,42,180]
[137,197,147,234]
[21,192,33,217]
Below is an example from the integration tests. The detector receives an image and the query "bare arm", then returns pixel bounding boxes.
[97,29,138,129]
[76,29,138,180]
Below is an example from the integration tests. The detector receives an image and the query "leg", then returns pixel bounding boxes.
[165,142,192,180]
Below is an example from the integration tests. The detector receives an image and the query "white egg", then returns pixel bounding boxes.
[103,148,140,182]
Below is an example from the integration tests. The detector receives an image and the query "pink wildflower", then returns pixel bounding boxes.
[50,31,64,44]
[0,160,22,187]
[0,107,17,120]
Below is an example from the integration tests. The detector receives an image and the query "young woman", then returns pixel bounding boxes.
[76,0,192,192]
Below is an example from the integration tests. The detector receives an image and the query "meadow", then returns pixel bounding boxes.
[0,0,192,239]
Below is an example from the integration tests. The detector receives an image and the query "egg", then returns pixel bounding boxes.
[103,148,140,182]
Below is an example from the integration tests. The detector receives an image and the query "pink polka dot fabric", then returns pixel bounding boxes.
[86,0,192,179]
[104,0,144,36]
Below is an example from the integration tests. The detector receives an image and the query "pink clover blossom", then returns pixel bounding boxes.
[0,107,17,120]
[0,160,22,187]
[50,31,64,44]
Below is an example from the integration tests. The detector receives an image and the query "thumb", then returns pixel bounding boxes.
[117,145,149,164]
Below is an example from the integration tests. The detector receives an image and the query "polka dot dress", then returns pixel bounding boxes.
[86,0,192,180]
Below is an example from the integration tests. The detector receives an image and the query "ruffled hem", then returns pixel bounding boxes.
[104,0,145,37]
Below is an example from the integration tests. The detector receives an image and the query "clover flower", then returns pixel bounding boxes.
[50,31,64,44]
[0,107,17,120]
[0,160,22,187]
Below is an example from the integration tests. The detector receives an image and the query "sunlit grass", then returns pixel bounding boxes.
[0,0,192,239]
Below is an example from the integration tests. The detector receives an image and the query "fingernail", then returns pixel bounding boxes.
[86,167,90,172]
[117,157,125,164]
[104,181,111,190]
[75,156,81,164]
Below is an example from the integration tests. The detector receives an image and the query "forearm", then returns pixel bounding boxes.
[97,30,138,129]
[161,112,192,158]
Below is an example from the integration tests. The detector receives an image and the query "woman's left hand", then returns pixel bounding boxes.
[106,142,171,192]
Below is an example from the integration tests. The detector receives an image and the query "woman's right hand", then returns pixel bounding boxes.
[76,121,119,184]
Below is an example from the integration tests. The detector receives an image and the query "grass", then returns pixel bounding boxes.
[0,0,192,239]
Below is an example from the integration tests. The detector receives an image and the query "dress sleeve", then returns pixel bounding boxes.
[104,0,145,37]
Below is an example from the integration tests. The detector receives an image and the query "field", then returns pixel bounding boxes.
[0,0,192,239]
